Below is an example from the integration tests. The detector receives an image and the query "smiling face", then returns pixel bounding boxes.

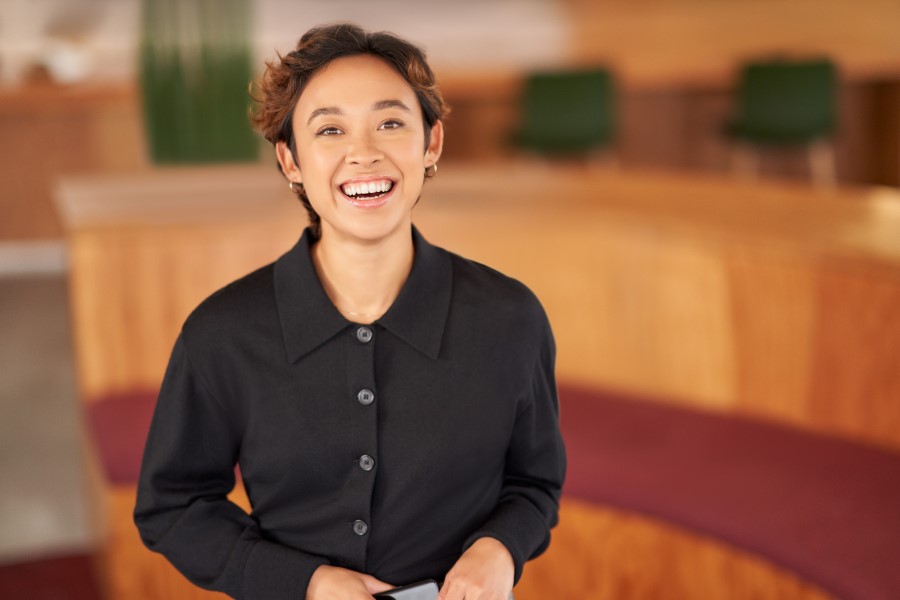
[276,54,443,245]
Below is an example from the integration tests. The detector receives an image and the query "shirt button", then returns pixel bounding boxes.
[352,520,368,536]
[359,455,375,471]
[356,326,373,343]
[357,389,375,406]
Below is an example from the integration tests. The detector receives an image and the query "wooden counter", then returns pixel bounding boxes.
[57,163,900,451]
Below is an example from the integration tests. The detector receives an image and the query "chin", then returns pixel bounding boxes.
[324,215,412,244]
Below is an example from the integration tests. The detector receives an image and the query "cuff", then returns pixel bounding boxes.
[462,500,550,584]
[243,539,331,600]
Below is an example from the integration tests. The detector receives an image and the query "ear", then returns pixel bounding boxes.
[276,141,301,184]
[424,120,444,168]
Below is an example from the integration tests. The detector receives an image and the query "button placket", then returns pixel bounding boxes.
[346,324,379,560]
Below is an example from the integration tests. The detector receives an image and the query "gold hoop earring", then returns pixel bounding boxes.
[426,163,438,177]
[289,181,302,193]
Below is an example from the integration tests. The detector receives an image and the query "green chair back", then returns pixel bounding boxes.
[731,59,837,146]
[516,69,615,155]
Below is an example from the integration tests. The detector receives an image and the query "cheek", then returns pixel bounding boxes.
[388,137,428,165]
[295,156,339,213]
[297,146,340,184]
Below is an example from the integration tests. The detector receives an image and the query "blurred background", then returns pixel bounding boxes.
[1,1,899,599]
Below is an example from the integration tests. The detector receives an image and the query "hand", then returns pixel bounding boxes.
[307,565,393,600]
[438,537,514,600]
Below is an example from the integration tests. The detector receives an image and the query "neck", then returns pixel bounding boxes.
[312,225,415,324]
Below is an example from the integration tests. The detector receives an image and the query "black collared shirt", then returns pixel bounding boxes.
[134,227,566,600]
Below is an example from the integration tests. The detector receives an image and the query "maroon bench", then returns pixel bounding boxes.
[561,384,900,600]
[85,390,157,485]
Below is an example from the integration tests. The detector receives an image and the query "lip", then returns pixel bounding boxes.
[340,175,396,186]
[337,175,397,209]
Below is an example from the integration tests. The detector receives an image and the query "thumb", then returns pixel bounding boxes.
[360,573,394,595]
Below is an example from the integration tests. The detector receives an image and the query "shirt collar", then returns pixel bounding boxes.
[274,226,452,362]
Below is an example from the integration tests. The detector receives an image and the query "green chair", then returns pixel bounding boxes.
[728,59,838,186]
[515,68,616,159]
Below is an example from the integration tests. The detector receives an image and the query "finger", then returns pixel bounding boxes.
[437,578,464,600]
[360,573,394,594]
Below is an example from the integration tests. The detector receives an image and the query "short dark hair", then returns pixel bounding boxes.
[250,23,448,238]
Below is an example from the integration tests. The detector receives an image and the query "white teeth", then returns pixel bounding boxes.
[342,180,392,196]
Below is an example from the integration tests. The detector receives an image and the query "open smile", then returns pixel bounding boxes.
[339,177,396,208]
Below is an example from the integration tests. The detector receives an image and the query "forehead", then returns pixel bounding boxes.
[295,54,422,116]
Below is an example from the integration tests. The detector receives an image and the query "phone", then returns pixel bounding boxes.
[373,579,440,600]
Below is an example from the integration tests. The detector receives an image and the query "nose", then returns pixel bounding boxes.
[345,131,383,167]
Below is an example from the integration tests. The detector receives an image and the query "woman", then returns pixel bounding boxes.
[134,23,565,600]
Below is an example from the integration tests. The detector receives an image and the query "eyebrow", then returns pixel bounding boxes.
[307,106,343,126]
[306,99,412,126]
[372,99,412,113]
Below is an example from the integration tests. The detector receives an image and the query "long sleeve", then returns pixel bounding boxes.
[133,334,330,599]
[462,315,567,583]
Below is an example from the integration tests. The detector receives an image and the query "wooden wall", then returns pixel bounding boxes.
[0,83,144,240]
[561,0,900,88]
[516,499,836,600]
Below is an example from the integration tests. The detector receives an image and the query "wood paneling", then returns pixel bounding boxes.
[58,164,900,450]
[515,499,836,600]
[442,79,900,186]
[0,83,145,241]
[96,484,249,600]
[563,0,900,88]
[807,269,900,442]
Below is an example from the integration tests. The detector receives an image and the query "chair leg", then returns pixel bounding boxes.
[809,140,837,189]
[731,144,759,181]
